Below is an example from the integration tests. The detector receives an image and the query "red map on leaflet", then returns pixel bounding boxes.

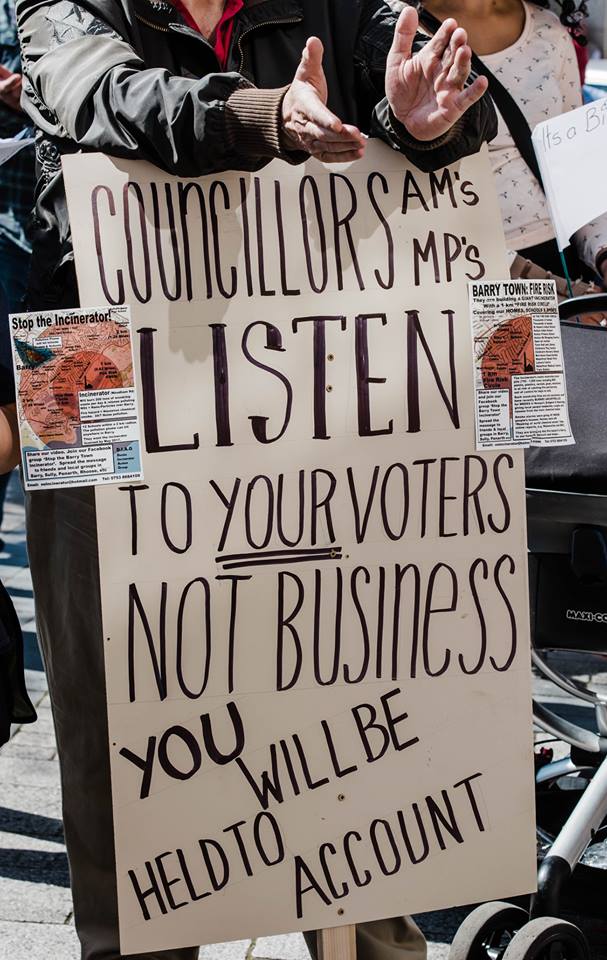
[480,314,535,394]
[18,318,134,448]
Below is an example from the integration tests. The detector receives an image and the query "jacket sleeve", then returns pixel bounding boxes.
[355,0,497,172]
[16,0,293,177]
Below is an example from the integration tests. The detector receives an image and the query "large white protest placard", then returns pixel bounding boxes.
[63,141,536,956]
[532,97,607,250]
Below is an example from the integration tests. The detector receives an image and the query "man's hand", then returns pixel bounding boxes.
[282,37,366,163]
[386,6,489,142]
[0,72,23,113]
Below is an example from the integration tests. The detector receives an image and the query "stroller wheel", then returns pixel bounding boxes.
[449,901,528,960]
[501,918,590,960]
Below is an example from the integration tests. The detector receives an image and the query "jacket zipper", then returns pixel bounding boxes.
[135,13,169,31]
[238,15,302,73]
[136,11,215,58]
[135,11,303,64]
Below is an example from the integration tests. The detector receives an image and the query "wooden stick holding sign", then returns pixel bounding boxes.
[318,926,357,960]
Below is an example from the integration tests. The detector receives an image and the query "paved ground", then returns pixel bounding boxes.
[0,472,601,960]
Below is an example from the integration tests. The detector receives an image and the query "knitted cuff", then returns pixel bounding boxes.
[225,84,305,163]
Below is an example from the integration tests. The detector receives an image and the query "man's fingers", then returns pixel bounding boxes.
[388,5,419,62]
[441,26,467,71]
[446,44,472,88]
[425,17,459,58]
[295,119,364,145]
[295,87,344,133]
[342,123,366,143]
[311,138,364,154]
[315,147,366,164]
[454,74,489,112]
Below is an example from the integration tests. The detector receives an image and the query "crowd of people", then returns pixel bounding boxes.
[0,1,605,959]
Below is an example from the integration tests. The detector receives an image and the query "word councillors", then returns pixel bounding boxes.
[91,165,485,305]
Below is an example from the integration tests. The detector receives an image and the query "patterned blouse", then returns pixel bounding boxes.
[482,1,607,269]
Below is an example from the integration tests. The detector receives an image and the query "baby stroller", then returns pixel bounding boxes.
[449,295,607,960]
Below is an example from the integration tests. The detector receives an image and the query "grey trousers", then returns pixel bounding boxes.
[26,486,426,960]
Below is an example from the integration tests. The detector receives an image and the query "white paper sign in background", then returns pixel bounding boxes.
[63,142,536,956]
[533,96,607,250]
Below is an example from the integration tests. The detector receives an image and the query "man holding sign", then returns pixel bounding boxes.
[15,2,498,959]
[16,1,496,309]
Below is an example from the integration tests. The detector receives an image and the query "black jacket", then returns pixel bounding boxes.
[16,0,497,308]
[0,580,36,747]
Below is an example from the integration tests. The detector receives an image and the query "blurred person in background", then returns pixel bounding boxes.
[0,0,34,548]
[405,0,607,298]
[0,280,35,747]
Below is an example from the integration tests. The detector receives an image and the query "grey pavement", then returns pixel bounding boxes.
[0,471,599,960]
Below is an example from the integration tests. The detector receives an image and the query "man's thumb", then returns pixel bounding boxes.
[295,36,325,83]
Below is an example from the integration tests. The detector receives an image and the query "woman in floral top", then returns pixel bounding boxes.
[409,0,606,283]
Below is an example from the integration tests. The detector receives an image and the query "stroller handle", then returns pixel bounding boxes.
[533,699,603,754]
